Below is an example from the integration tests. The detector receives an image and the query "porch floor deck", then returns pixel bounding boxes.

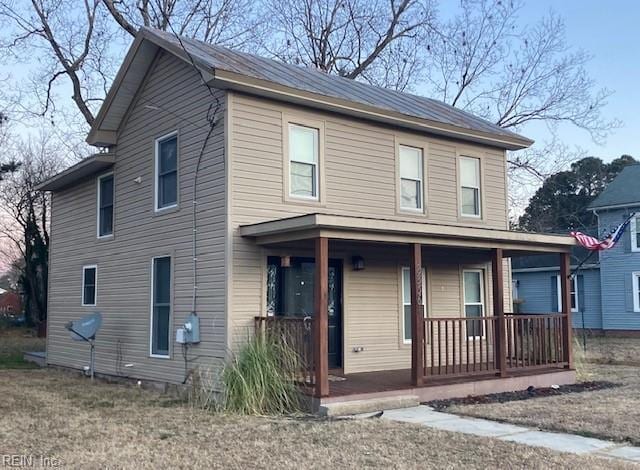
[327,366,567,398]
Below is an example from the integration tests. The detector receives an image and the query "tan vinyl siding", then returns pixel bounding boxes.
[47,51,227,385]
[229,92,510,373]
[230,93,507,372]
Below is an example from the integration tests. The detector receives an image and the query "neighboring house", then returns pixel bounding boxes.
[0,291,22,317]
[38,27,576,407]
[512,248,602,330]
[513,164,640,334]
[590,164,640,332]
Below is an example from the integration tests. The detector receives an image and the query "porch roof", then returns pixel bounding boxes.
[239,213,576,255]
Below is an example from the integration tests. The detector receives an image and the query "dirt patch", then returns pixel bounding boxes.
[427,381,619,410]
[1,369,634,469]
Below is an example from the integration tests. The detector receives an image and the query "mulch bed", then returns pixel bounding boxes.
[426,381,619,410]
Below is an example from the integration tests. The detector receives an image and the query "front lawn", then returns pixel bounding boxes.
[0,369,630,469]
[0,327,45,369]
[443,336,640,446]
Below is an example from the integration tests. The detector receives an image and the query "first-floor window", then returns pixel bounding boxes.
[463,269,485,337]
[633,272,640,312]
[82,265,97,306]
[556,275,578,312]
[401,266,426,343]
[151,257,171,357]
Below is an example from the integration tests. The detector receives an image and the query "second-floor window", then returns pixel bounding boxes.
[97,173,114,238]
[399,145,424,211]
[460,156,481,217]
[155,133,178,211]
[289,124,319,199]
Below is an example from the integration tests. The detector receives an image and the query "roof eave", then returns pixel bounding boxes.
[588,202,640,212]
[36,153,116,191]
[210,69,533,151]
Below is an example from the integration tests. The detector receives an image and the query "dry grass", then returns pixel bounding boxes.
[0,369,632,469]
[447,337,640,446]
[576,334,640,366]
[0,327,45,369]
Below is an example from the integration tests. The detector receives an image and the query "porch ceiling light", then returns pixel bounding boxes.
[352,255,365,271]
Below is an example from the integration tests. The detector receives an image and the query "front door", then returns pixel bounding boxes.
[266,256,343,369]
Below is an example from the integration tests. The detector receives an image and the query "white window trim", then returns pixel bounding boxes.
[631,217,640,252]
[462,269,486,339]
[459,156,482,218]
[149,256,172,359]
[96,172,114,239]
[288,123,320,201]
[399,145,424,213]
[154,131,179,212]
[556,275,579,313]
[633,272,640,313]
[81,265,98,307]
[401,266,427,344]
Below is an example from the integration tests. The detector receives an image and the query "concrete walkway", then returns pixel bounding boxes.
[380,405,640,464]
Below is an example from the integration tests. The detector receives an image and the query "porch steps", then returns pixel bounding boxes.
[319,394,420,417]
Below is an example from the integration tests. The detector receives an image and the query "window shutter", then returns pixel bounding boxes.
[624,227,632,253]
[551,276,558,312]
[577,275,585,312]
[625,276,634,312]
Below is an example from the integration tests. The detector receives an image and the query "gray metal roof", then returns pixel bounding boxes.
[589,164,640,210]
[142,28,531,148]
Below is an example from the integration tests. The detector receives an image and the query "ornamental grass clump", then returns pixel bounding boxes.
[222,330,303,415]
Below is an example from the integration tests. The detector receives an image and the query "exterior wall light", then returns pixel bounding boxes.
[352,255,365,271]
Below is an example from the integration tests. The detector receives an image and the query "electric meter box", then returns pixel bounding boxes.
[183,312,200,344]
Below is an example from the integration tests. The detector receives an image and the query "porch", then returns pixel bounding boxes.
[242,213,576,401]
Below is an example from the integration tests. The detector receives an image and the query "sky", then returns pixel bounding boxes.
[500,0,639,160]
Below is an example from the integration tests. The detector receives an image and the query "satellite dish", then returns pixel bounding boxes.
[65,312,102,380]
[66,312,102,341]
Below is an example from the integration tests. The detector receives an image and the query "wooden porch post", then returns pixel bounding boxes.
[314,237,329,398]
[560,252,573,369]
[410,243,424,386]
[491,248,507,377]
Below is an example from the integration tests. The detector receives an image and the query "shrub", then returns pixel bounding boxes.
[221,330,302,415]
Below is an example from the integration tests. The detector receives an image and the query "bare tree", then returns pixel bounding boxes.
[0,134,65,328]
[263,0,436,90]
[425,0,617,141]
[0,0,114,127]
[102,0,261,47]
[0,0,260,134]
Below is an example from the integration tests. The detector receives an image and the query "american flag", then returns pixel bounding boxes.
[571,212,636,251]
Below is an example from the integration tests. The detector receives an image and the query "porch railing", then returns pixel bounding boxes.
[254,316,315,388]
[504,314,568,371]
[424,317,499,378]
[422,313,569,380]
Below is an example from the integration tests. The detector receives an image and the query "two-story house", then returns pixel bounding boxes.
[38,28,577,409]
[513,164,640,335]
